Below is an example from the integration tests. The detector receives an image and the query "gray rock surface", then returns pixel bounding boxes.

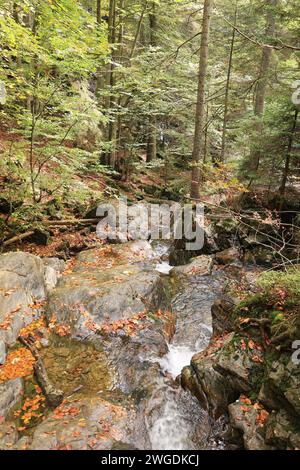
[0,252,46,349]
[229,401,273,450]
[0,378,23,418]
[0,339,6,365]
[0,422,19,450]
[171,256,213,279]
[46,241,170,339]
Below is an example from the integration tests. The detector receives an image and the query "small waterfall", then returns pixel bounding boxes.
[145,247,227,450]
[158,344,198,379]
[146,385,209,450]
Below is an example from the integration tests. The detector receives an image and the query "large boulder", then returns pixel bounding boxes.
[264,360,300,418]
[0,422,19,450]
[46,242,171,340]
[0,379,23,419]
[265,409,300,450]
[28,396,136,450]
[215,247,241,266]
[0,252,46,351]
[228,401,273,450]
[0,340,5,365]
[171,256,213,280]
[182,333,264,418]
[211,297,236,338]
[43,258,65,293]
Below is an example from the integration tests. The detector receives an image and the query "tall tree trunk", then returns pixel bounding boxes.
[220,1,237,163]
[107,0,117,167]
[204,92,210,163]
[108,0,126,168]
[279,109,298,195]
[129,5,146,59]
[96,0,102,25]
[249,0,277,173]
[190,0,213,201]
[146,2,158,163]
[96,0,104,97]
[147,116,157,162]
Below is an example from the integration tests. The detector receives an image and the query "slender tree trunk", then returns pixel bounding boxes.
[96,0,104,97]
[190,0,213,200]
[106,0,117,167]
[129,6,146,59]
[203,98,210,163]
[147,116,157,162]
[96,0,102,25]
[13,2,19,23]
[146,2,158,163]
[279,109,298,195]
[250,0,277,173]
[221,1,237,163]
[108,0,126,168]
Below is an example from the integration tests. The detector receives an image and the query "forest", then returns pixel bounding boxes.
[0,0,300,454]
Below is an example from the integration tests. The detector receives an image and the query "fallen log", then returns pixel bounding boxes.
[18,335,64,408]
[2,230,35,247]
[2,219,100,247]
[44,218,100,226]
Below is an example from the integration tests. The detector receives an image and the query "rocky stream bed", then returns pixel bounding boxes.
[0,210,300,450]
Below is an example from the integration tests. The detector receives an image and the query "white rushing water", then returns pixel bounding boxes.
[148,396,191,450]
[155,261,173,275]
[146,242,226,450]
[158,344,198,379]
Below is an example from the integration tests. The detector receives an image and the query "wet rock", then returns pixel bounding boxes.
[267,360,300,417]
[43,258,65,292]
[0,378,23,418]
[228,401,273,450]
[183,333,264,418]
[0,422,19,450]
[0,252,46,349]
[28,229,50,246]
[265,409,300,450]
[258,382,281,412]
[0,340,6,365]
[215,247,241,265]
[183,348,237,417]
[171,256,213,279]
[43,257,65,274]
[28,396,135,450]
[40,338,112,397]
[213,218,240,251]
[46,242,170,338]
[211,297,236,337]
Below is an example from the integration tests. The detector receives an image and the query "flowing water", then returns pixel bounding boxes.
[146,243,227,450]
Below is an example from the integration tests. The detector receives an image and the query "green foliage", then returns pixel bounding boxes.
[258,268,300,301]
[0,0,299,238]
